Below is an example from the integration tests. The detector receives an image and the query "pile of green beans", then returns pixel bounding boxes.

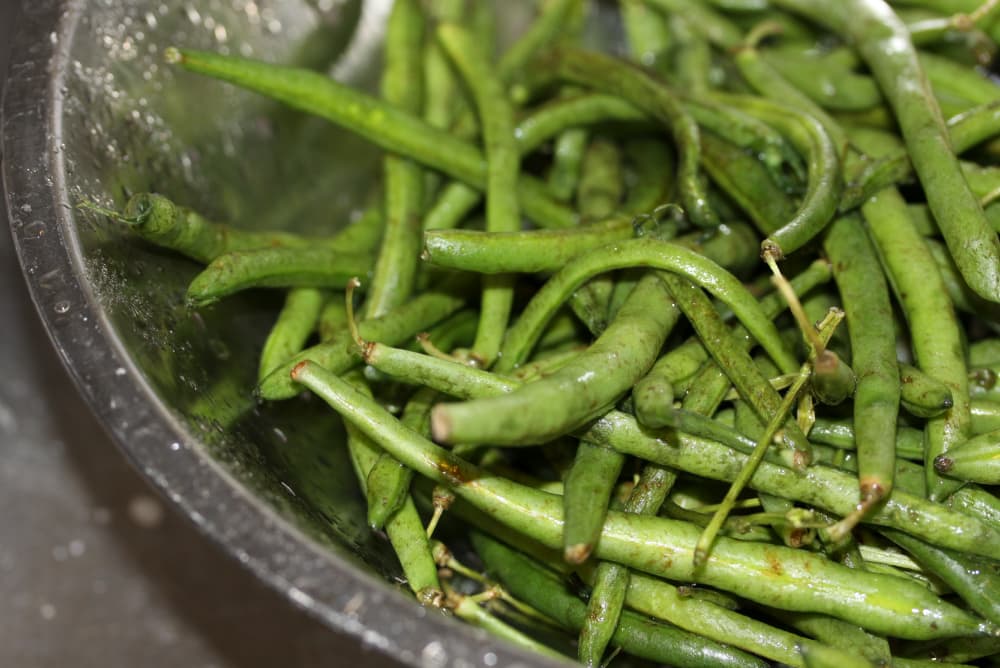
[88,0,1000,664]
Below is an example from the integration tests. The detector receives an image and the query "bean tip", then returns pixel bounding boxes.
[933,454,954,473]
[289,360,311,381]
[164,47,184,65]
[430,405,453,444]
[563,543,592,565]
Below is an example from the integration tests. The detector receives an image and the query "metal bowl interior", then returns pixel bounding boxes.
[3,1,560,666]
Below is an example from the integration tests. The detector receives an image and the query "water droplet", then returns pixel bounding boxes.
[53,301,71,314]
[421,641,447,668]
[169,441,181,451]
[483,652,497,667]
[272,427,288,443]
[40,603,56,620]
[68,539,86,557]
[114,367,126,376]
[128,494,165,529]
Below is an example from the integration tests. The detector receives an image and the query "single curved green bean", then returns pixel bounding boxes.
[294,362,993,638]
[709,92,842,259]
[438,23,521,366]
[471,532,771,668]
[733,42,849,160]
[538,47,719,228]
[699,130,799,237]
[258,277,468,400]
[432,273,679,446]
[771,0,1000,303]
[493,237,798,374]
[258,287,324,381]
[563,440,625,564]
[167,48,578,231]
[900,361,956,418]
[422,216,633,274]
[185,246,372,307]
[106,192,348,264]
[363,0,425,320]
[934,427,1000,483]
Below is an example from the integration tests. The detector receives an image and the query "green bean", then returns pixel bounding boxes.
[708,92,842,259]
[760,46,884,112]
[699,131,799,237]
[537,47,719,228]
[258,277,468,400]
[517,94,648,154]
[670,13,712,96]
[364,0,425,320]
[365,386,437,530]
[622,138,674,215]
[810,350,857,407]
[579,464,677,666]
[437,24,521,367]
[185,246,372,308]
[900,361,956,418]
[258,287,324,381]
[798,642,876,668]
[771,0,1000,303]
[445,589,566,661]
[646,0,745,49]
[771,611,892,666]
[563,440,625,563]
[862,189,971,501]
[546,126,588,202]
[925,236,1000,327]
[884,527,1000,626]
[946,483,1000,533]
[619,0,673,70]
[582,410,1000,558]
[900,634,1000,664]
[972,398,1000,433]
[809,417,925,460]
[823,214,899,514]
[340,372,441,598]
[971,337,1000,366]
[733,40,850,160]
[496,0,583,82]
[577,138,624,219]
[493,237,797,374]
[934,427,1000,482]
[422,216,633,275]
[920,49,1000,106]
[471,532,772,668]
[296,361,994,637]
[948,98,1000,151]
[166,48,578,231]
[432,273,679,446]
[90,193,331,264]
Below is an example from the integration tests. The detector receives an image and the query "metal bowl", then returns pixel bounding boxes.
[3,2,559,666]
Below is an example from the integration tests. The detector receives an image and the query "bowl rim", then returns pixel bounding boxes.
[1,2,561,666]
